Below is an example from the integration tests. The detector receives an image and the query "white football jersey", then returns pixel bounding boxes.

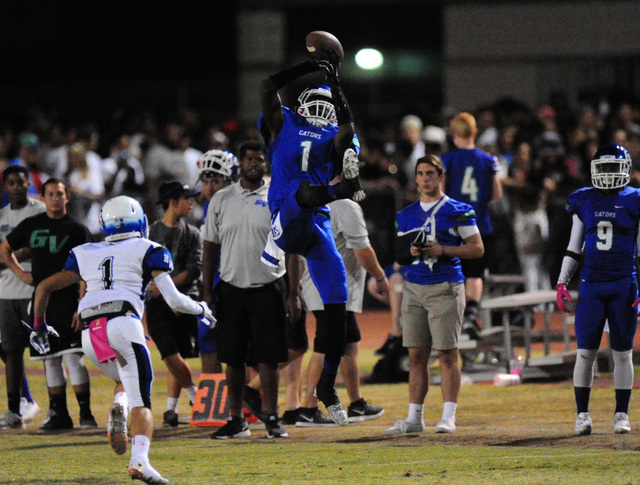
[65,237,173,317]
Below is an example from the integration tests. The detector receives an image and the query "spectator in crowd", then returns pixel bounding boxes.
[0,178,96,431]
[202,140,289,439]
[29,195,214,484]
[5,133,46,206]
[65,142,105,236]
[0,165,45,429]
[296,198,388,426]
[146,181,202,428]
[441,112,502,339]
[258,51,364,426]
[556,144,637,436]
[101,135,146,201]
[385,155,483,436]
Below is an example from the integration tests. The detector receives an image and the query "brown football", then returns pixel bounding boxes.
[305,31,344,62]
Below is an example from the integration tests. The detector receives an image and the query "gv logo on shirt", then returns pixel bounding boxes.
[30,229,70,253]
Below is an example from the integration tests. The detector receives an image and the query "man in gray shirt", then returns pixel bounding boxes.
[202,140,289,439]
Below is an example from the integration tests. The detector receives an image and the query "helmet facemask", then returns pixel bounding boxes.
[197,150,238,182]
[297,86,337,127]
[591,149,631,190]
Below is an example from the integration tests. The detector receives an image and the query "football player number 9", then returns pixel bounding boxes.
[596,220,613,251]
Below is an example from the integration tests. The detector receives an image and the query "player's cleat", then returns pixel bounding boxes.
[347,398,384,423]
[108,403,128,455]
[435,419,456,433]
[0,410,25,429]
[575,412,592,435]
[162,410,178,428]
[265,414,289,438]
[612,412,631,434]
[129,460,169,484]
[383,419,425,435]
[243,386,265,422]
[295,407,339,427]
[461,318,482,341]
[19,398,41,423]
[211,416,251,440]
[326,403,348,426]
[39,409,73,432]
[80,413,98,429]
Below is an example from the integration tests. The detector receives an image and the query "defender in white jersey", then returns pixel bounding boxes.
[28,196,214,485]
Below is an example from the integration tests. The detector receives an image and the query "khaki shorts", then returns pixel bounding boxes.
[400,281,465,350]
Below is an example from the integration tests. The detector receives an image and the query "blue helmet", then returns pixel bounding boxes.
[297,84,337,127]
[99,196,148,241]
[591,143,631,189]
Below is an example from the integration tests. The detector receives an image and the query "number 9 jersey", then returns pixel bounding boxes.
[63,237,174,318]
[567,185,640,282]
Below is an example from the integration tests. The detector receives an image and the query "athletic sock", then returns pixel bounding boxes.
[442,401,457,421]
[185,385,198,405]
[21,376,34,403]
[407,403,424,424]
[8,391,21,415]
[615,389,631,414]
[50,392,69,416]
[75,390,93,419]
[131,435,151,464]
[166,397,179,413]
[574,386,591,414]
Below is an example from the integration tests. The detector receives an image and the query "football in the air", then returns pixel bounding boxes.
[305,31,344,62]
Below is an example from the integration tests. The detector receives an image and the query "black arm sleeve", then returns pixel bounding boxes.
[269,61,318,90]
[328,80,353,126]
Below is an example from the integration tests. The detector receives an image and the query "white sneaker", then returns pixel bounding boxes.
[0,410,24,429]
[575,412,592,435]
[383,420,425,435]
[435,419,456,433]
[108,403,128,455]
[129,460,169,484]
[326,403,348,426]
[613,412,631,434]
[19,398,41,423]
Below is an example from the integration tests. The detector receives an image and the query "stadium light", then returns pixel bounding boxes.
[355,48,383,70]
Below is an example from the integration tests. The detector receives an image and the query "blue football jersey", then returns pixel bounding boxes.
[567,186,640,282]
[258,107,339,215]
[396,197,477,285]
[441,148,499,234]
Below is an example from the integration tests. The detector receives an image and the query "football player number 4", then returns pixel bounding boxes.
[596,220,613,250]
[461,166,478,202]
[300,141,312,172]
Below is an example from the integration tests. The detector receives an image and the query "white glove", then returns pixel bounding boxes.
[198,302,216,328]
[21,320,60,354]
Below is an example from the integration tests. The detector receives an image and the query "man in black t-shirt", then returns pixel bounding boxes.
[0,178,95,431]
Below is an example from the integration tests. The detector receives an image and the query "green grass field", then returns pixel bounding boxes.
[1,347,639,484]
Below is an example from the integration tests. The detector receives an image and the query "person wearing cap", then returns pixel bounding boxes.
[145,181,203,427]
[3,133,46,208]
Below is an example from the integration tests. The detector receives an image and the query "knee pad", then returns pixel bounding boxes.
[63,353,90,386]
[573,349,598,388]
[612,349,634,390]
[44,357,67,388]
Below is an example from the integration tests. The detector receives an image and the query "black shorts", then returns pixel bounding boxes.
[215,278,289,366]
[461,233,494,279]
[146,297,199,360]
[0,299,31,353]
[313,310,361,355]
[287,311,309,352]
[30,288,83,360]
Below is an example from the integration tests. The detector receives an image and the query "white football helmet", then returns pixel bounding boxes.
[591,143,631,190]
[197,150,238,181]
[99,196,148,242]
[297,84,337,127]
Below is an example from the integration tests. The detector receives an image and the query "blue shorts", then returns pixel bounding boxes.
[272,195,347,305]
[575,276,638,351]
[198,318,217,355]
